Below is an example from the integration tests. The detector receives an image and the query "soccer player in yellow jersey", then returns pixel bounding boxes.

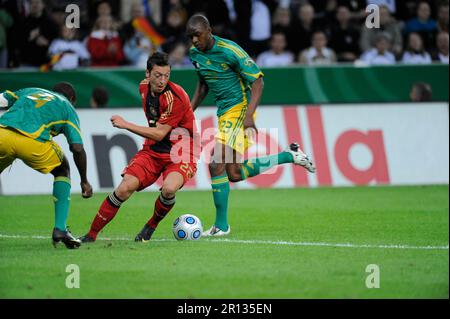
[0,83,93,248]
[186,15,315,236]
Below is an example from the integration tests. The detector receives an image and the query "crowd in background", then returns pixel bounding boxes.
[0,0,448,70]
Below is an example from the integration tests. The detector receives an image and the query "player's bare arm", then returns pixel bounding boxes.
[69,143,93,198]
[110,114,172,141]
[191,78,209,111]
[243,77,264,133]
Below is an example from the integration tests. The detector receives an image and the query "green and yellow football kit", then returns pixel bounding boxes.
[189,35,263,154]
[189,36,297,232]
[0,88,82,173]
[0,87,83,232]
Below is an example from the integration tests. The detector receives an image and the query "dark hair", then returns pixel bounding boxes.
[91,86,109,107]
[186,14,210,29]
[146,52,170,72]
[53,82,76,104]
[412,82,433,101]
[406,32,425,54]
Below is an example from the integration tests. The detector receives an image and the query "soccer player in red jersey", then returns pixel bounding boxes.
[79,52,199,242]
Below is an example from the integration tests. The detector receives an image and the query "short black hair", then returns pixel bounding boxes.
[412,82,433,101]
[146,52,170,72]
[53,82,76,104]
[91,86,109,107]
[186,14,210,29]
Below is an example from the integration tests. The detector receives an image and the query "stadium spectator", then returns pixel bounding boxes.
[409,82,433,102]
[291,3,321,56]
[272,6,296,54]
[121,4,154,68]
[120,2,144,40]
[360,32,396,65]
[0,7,13,68]
[327,5,360,62]
[299,31,337,65]
[160,7,188,53]
[248,0,272,58]
[120,0,162,26]
[359,5,403,57]
[404,1,438,34]
[90,86,109,108]
[89,0,119,21]
[401,32,432,64]
[437,2,449,33]
[168,42,191,68]
[123,34,153,67]
[404,2,438,49]
[47,25,90,70]
[86,15,124,67]
[49,5,66,29]
[119,1,158,61]
[432,32,449,64]
[256,31,294,67]
[17,0,58,67]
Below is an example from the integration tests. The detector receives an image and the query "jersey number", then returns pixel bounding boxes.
[179,163,195,179]
[27,93,56,108]
[220,120,233,133]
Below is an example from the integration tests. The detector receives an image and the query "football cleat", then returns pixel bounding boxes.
[287,142,316,173]
[52,227,81,249]
[202,225,231,237]
[135,224,155,242]
[78,234,96,243]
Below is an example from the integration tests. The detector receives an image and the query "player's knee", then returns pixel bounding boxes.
[51,159,70,178]
[209,162,226,177]
[115,181,136,201]
[161,184,179,198]
[227,171,242,183]
[226,164,243,182]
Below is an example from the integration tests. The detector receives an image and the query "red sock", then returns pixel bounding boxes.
[147,194,175,229]
[87,192,124,239]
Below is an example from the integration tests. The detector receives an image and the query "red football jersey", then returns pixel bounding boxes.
[139,79,199,159]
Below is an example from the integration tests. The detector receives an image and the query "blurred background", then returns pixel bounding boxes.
[0,0,449,107]
[0,0,448,69]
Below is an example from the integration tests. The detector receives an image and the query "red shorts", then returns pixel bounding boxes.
[122,147,197,191]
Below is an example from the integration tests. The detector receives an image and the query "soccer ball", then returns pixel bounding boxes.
[172,214,203,241]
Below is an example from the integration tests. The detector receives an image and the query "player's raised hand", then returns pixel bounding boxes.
[80,181,93,198]
[111,115,128,129]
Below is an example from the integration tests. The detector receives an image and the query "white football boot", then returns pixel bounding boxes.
[287,142,316,173]
[202,225,231,237]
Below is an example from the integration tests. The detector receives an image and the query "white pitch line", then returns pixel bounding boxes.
[0,233,448,251]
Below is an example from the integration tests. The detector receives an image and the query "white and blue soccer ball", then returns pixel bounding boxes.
[172,214,203,241]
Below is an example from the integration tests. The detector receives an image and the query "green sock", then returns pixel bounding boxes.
[211,173,230,231]
[53,177,71,231]
[241,151,293,180]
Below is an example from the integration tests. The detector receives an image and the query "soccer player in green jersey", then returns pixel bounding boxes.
[186,15,316,237]
[0,82,93,249]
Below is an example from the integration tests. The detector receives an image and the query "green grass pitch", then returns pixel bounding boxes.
[0,185,448,298]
